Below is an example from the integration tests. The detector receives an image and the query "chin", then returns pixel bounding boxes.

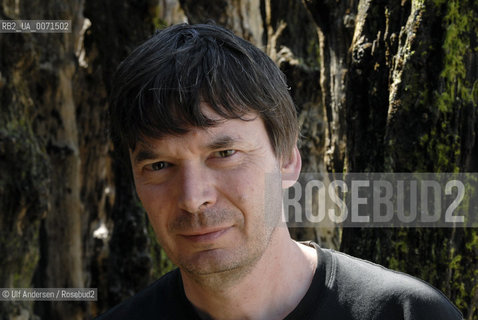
[180,246,261,278]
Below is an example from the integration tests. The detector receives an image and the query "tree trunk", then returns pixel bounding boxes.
[266,0,339,248]
[1,1,88,319]
[82,0,167,314]
[305,0,478,318]
[0,0,161,318]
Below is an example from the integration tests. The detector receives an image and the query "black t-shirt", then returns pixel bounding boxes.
[95,242,463,319]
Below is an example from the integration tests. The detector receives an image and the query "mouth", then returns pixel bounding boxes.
[180,226,232,243]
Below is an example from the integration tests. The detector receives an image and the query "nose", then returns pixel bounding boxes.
[176,163,216,214]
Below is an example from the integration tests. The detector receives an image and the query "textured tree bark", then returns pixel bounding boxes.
[0,28,50,318]
[267,0,338,248]
[180,0,263,46]
[303,0,358,174]
[0,0,157,318]
[305,0,478,318]
[1,1,89,319]
[82,0,162,314]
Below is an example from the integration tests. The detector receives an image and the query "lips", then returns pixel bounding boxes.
[180,226,232,242]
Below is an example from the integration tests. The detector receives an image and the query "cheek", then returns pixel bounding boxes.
[136,183,159,210]
[136,184,171,231]
[228,172,263,202]
[226,174,268,222]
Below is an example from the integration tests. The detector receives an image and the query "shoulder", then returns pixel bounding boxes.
[94,269,194,320]
[326,249,463,320]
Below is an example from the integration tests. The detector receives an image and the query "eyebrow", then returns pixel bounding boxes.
[132,135,243,164]
[206,135,238,150]
[133,148,159,164]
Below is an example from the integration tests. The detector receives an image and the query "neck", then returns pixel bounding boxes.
[180,227,317,320]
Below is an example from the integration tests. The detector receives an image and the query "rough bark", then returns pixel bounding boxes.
[266,0,338,248]
[0,0,160,318]
[0,27,50,318]
[1,1,89,319]
[82,0,163,314]
[180,0,263,46]
[303,0,358,174]
[305,0,478,318]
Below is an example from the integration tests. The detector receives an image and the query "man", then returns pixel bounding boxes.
[97,23,463,319]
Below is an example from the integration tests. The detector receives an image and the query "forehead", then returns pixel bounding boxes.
[131,109,270,162]
[141,117,256,147]
[153,104,261,142]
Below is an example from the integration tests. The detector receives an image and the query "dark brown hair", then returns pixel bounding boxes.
[110,23,298,160]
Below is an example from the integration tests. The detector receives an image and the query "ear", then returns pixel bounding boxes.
[281,145,302,189]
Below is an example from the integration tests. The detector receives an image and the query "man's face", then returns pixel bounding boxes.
[130,105,290,277]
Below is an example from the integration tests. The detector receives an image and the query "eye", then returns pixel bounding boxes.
[215,150,236,158]
[145,161,170,171]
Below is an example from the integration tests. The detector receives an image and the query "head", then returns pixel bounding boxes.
[109,23,301,284]
[110,23,298,164]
